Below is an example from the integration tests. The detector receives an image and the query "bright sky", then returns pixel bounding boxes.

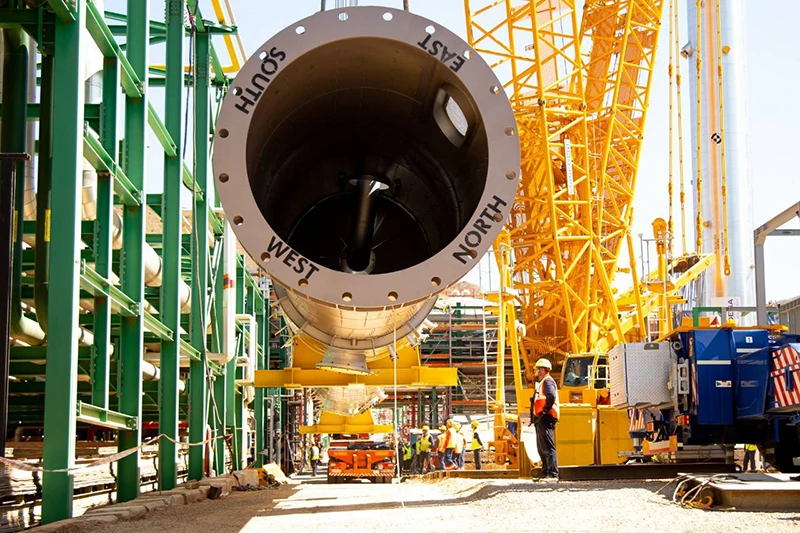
[126,0,800,302]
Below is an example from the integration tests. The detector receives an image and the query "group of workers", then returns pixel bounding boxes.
[400,419,484,474]
[302,357,560,481]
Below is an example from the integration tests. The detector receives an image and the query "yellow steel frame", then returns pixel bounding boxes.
[465,0,665,364]
[150,0,247,74]
[466,0,594,360]
[254,338,457,389]
[300,411,393,435]
[581,0,664,348]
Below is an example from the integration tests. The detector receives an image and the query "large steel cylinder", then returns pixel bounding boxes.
[213,7,519,371]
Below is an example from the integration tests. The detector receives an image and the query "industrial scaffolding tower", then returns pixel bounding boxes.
[0,0,280,524]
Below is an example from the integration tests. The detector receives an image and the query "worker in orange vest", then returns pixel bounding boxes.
[529,358,560,481]
[436,425,447,470]
[443,419,458,469]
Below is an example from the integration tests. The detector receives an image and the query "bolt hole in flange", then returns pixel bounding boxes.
[233,215,244,226]
[219,173,229,183]
[382,12,393,21]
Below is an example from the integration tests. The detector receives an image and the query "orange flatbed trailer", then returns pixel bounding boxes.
[326,442,395,484]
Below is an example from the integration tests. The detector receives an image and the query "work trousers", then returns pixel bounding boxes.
[457,452,465,469]
[743,449,756,471]
[444,447,455,468]
[535,415,558,478]
[473,449,482,470]
[416,451,431,473]
[311,459,319,476]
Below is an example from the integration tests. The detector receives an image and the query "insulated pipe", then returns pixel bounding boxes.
[213,7,520,370]
[221,220,236,365]
[3,29,31,343]
[234,313,256,404]
[22,37,36,223]
[141,359,186,393]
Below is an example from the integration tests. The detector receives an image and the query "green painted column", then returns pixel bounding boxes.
[188,29,210,481]
[91,56,119,409]
[211,248,226,475]
[159,0,185,490]
[232,256,246,469]
[41,3,85,523]
[118,0,150,503]
[253,286,266,468]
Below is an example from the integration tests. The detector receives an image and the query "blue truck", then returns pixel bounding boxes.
[611,327,800,472]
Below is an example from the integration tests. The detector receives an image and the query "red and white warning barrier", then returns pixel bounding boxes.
[771,344,800,411]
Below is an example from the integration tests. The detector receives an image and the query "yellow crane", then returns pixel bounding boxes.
[465,0,718,468]
[464,0,665,372]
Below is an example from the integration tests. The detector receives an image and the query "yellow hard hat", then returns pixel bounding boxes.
[446,419,454,427]
[439,425,446,431]
[534,358,552,370]
[471,420,479,428]
[422,425,429,431]
[454,422,461,429]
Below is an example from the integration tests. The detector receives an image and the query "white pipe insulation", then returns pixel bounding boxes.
[234,314,256,404]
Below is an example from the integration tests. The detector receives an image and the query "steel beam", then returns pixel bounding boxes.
[76,401,137,431]
[188,29,210,481]
[85,1,142,98]
[754,201,800,324]
[157,0,185,491]
[83,125,139,206]
[253,289,266,467]
[45,0,77,23]
[0,154,28,459]
[117,0,149,503]
[254,367,458,389]
[90,55,117,409]
[211,246,226,475]
[40,3,84,523]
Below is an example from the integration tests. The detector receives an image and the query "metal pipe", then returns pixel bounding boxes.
[234,313,256,404]
[221,220,236,365]
[33,50,54,332]
[345,177,378,272]
[22,37,36,223]
[213,7,519,372]
[0,153,28,459]
[2,29,31,344]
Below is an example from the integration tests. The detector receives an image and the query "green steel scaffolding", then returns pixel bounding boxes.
[0,0,281,524]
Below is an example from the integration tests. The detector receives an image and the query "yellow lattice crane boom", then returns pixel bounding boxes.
[465,0,666,373]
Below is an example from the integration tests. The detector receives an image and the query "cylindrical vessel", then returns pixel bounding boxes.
[213,7,519,371]
[687,0,755,315]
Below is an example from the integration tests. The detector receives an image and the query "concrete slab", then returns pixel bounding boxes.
[682,472,800,510]
[232,470,258,487]
[112,504,148,519]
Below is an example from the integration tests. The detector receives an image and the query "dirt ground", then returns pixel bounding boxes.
[92,475,800,533]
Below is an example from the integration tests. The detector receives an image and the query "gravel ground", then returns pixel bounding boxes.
[91,475,800,533]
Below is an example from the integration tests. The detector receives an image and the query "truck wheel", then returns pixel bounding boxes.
[774,422,800,474]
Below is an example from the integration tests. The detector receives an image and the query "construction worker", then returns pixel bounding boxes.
[743,443,758,472]
[443,419,458,469]
[436,425,447,470]
[453,422,465,469]
[471,420,484,470]
[415,426,433,474]
[402,440,413,473]
[530,358,560,481]
[310,440,320,477]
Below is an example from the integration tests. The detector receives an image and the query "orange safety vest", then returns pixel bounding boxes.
[445,427,458,449]
[533,375,560,420]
